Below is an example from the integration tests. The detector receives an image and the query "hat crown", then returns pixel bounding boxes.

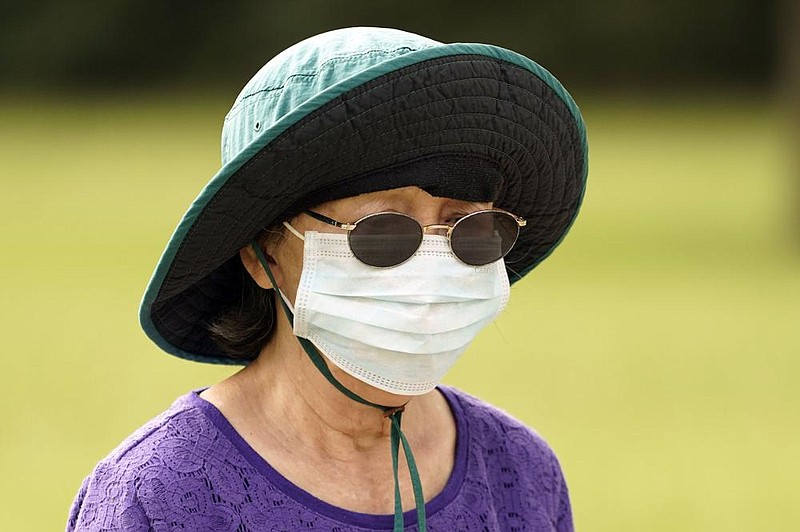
[221,27,440,164]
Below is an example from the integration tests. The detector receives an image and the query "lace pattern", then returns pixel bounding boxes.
[66,387,573,531]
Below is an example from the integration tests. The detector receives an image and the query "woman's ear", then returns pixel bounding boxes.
[240,244,281,290]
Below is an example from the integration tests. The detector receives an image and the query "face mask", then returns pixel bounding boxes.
[282,229,510,395]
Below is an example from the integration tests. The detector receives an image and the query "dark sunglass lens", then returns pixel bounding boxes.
[348,213,423,267]
[451,211,520,265]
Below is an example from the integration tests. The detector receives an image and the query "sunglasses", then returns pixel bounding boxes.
[293,209,526,267]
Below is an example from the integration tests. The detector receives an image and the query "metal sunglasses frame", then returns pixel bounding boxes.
[301,208,527,266]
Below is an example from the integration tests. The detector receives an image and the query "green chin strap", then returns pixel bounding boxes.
[251,242,427,532]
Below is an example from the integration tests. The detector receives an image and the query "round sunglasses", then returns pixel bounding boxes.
[291,209,526,267]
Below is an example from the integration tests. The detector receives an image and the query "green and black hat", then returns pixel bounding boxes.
[140,27,588,365]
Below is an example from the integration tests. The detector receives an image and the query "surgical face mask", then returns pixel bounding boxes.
[281,228,510,395]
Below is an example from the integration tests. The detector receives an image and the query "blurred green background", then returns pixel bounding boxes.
[1,1,798,531]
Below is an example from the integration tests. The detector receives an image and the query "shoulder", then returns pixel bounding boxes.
[67,392,242,531]
[93,391,216,476]
[440,386,574,531]
[443,385,561,466]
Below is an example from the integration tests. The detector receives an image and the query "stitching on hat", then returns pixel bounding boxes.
[273,96,556,224]
[254,89,562,216]
[504,109,578,268]
[230,57,545,173]
[288,58,576,165]
[229,47,418,113]
[280,70,571,159]
[334,98,543,156]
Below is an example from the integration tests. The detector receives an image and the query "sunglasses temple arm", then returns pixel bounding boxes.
[304,210,356,230]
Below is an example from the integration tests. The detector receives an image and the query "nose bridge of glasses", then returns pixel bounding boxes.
[421,223,453,237]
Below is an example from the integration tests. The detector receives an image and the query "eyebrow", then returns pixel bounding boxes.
[345,192,492,220]
[350,196,401,218]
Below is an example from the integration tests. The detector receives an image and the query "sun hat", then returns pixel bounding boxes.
[139,26,589,365]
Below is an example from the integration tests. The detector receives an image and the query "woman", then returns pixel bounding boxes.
[67,27,587,531]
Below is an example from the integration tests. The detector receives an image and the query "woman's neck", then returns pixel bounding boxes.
[199,309,457,513]
[202,308,427,460]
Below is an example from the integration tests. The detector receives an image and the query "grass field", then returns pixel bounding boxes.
[1,93,798,531]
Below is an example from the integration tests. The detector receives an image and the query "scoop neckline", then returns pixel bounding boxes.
[189,385,469,529]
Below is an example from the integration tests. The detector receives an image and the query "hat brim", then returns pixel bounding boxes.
[140,44,588,364]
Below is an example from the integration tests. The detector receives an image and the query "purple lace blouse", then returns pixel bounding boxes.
[67,386,573,531]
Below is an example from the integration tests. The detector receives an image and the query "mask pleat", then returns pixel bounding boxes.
[300,293,503,335]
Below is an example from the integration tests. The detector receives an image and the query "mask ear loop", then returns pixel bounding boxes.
[250,241,427,532]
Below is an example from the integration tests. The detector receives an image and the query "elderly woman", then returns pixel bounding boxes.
[67,27,587,531]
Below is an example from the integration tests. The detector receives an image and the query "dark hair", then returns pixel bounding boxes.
[206,227,285,360]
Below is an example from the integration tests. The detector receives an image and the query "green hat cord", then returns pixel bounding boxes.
[251,243,427,531]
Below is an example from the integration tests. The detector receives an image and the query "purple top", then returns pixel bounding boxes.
[67,386,573,531]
